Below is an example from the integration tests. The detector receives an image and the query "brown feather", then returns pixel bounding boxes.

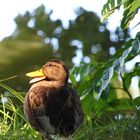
[24,60,84,139]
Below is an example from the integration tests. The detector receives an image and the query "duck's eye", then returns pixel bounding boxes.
[48,64,52,67]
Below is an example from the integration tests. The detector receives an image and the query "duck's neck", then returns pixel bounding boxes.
[30,80,66,90]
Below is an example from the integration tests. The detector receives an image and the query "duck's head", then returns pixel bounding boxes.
[26,59,69,84]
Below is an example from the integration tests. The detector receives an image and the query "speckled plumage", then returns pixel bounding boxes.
[24,59,84,139]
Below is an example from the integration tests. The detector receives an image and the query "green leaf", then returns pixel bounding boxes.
[125,34,140,62]
[81,93,94,116]
[93,32,140,100]
[110,0,115,8]
[108,98,134,111]
[117,0,121,6]
[101,0,140,29]
[0,75,17,82]
[114,58,121,73]
[121,8,138,29]
[121,0,140,29]
[124,62,140,89]
[134,96,140,107]
[101,0,123,22]
[127,0,140,15]
[69,67,78,86]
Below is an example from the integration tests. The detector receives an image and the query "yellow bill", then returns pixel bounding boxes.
[26,69,46,83]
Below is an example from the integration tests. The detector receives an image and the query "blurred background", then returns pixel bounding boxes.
[0,0,139,92]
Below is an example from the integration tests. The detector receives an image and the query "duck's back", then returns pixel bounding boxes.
[24,85,84,136]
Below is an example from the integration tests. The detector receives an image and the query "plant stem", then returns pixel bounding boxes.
[120,73,132,100]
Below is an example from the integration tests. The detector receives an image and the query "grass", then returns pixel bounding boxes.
[0,81,140,140]
[0,82,42,140]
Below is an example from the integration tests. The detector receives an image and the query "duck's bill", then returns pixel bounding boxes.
[26,69,46,83]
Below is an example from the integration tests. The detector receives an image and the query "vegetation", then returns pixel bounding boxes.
[0,0,140,139]
[0,5,130,91]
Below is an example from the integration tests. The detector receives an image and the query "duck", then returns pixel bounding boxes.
[24,59,84,139]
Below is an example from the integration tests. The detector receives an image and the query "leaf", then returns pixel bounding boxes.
[117,0,121,6]
[125,34,140,62]
[79,63,91,83]
[121,8,138,29]
[69,67,78,86]
[81,93,94,116]
[124,62,140,88]
[124,73,132,89]
[108,98,134,110]
[101,0,124,22]
[94,66,114,100]
[134,96,140,108]
[100,10,114,22]
[114,58,121,73]
[127,0,140,16]
[102,66,114,89]
[93,32,140,100]
[0,75,17,82]
[121,0,140,29]
[101,0,140,29]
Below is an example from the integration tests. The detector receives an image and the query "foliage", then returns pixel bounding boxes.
[93,32,140,99]
[0,82,41,140]
[101,0,140,29]
[0,5,130,91]
[71,0,140,139]
[70,31,140,100]
[0,0,140,139]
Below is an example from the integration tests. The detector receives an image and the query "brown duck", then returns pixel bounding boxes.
[24,59,84,139]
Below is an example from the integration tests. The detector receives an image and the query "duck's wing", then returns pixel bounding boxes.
[44,86,84,136]
[24,86,84,137]
[24,87,60,140]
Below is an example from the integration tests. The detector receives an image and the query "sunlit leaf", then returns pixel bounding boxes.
[121,9,138,29]
[101,0,140,29]
[93,32,140,100]
[127,0,140,16]
[101,0,124,22]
